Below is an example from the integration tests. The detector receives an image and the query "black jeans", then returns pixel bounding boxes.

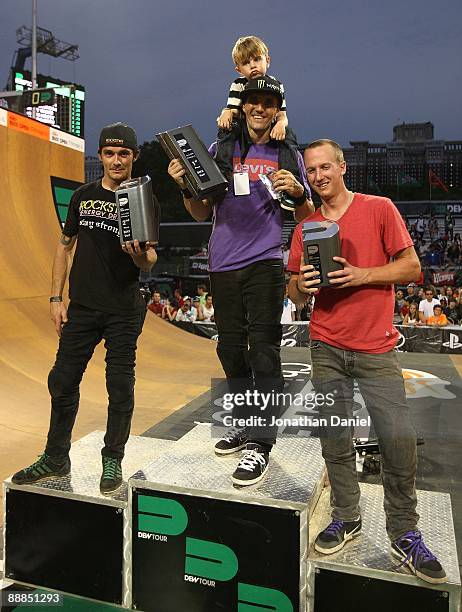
[210,259,285,449]
[45,302,146,460]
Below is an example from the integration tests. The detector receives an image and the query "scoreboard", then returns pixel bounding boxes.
[10,69,85,138]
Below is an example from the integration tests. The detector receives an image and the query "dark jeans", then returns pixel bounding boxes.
[210,259,285,449]
[310,340,419,541]
[45,302,146,461]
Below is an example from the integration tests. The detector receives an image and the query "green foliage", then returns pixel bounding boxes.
[385,184,462,201]
[133,139,191,222]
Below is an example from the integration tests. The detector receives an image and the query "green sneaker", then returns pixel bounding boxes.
[100,456,122,495]
[11,453,71,485]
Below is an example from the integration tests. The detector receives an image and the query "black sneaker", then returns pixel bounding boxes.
[214,427,248,455]
[100,456,122,495]
[315,518,362,554]
[391,530,447,584]
[11,453,70,485]
[231,443,269,486]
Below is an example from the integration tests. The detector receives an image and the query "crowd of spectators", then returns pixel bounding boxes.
[403,212,462,267]
[145,279,305,327]
[146,283,215,324]
[144,279,462,333]
[144,210,461,332]
[394,283,462,326]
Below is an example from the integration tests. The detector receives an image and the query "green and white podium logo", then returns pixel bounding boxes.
[137,494,294,611]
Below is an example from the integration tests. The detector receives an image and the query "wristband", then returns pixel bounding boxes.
[49,296,63,302]
[292,189,307,206]
[181,187,193,199]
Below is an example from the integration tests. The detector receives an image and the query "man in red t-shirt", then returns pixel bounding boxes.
[148,291,163,317]
[288,139,446,585]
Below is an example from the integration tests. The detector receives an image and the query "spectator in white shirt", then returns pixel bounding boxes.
[281,286,296,323]
[175,298,197,322]
[419,287,440,324]
[416,215,426,240]
[200,293,215,322]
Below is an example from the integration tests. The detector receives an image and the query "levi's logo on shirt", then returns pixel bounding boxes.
[233,157,278,181]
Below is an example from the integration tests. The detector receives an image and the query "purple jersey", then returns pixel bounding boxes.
[208,142,308,272]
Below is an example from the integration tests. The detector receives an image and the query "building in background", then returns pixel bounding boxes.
[85,155,101,183]
[302,123,462,200]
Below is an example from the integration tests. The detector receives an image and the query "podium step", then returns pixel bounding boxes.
[4,431,175,605]
[129,423,326,612]
[136,423,326,513]
[307,482,461,612]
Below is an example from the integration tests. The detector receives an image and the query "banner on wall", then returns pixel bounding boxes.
[187,321,462,354]
[395,325,462,354]
[432,271,455,286]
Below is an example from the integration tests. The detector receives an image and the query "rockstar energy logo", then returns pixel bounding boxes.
[79,199,117,213]
[401,368,455,400]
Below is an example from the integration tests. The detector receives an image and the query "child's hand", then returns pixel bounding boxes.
[217,108,234,130]
[270,120,286,141]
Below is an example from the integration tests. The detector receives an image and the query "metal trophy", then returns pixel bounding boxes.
[302,221,343,287]
[115,176,160,247]
[157,124,228,200]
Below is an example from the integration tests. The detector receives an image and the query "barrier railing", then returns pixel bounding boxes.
[171,321,462,354]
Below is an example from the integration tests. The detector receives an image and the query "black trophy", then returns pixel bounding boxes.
[157,124,228,200]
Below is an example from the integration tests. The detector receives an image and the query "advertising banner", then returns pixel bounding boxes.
[432,270,455,286]
[191,322,462,354]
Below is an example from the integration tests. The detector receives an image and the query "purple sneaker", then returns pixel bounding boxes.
[391,530,447,584]
[315,518,362,554]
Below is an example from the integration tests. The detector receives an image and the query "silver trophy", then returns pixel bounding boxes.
[115,176,160,247]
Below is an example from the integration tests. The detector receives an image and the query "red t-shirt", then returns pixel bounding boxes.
[287,193,413,353]
[148,302,163,316]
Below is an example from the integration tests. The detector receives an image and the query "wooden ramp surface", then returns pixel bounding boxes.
[0,112,221,484]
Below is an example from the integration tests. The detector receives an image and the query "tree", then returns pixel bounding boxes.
[133,139,191,222]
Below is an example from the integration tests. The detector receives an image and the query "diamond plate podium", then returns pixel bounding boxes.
[128,423,326,612]
[307,482,461,612]
[5,427,460,611]
[3,431,175,606]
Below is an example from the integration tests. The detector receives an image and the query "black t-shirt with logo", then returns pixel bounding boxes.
[63,180,144,314]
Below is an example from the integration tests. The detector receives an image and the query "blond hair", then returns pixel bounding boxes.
[305,139,345,164]
[232,36,269,66]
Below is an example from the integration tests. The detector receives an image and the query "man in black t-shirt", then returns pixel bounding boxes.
[405,283,420,306]
[445,299,461,324]
[13,123,157,495]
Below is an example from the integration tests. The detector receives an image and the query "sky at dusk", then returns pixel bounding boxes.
[1,0,461,154]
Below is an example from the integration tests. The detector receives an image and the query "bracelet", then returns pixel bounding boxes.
[49,296,63,302]
[181,187,193,199]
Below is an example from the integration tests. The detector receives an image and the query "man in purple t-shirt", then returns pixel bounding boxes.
[168,76,313,485]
